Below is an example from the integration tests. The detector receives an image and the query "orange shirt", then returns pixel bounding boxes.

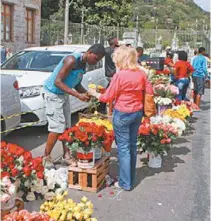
[99,69,153,113]
[174,60,194,79]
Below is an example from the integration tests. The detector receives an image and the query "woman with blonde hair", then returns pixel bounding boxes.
[89,46,153,190]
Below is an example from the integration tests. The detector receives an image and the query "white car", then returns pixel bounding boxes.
[1,74,21,135]
[1,45,108,126]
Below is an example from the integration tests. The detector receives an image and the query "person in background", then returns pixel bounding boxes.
[191,49,198,65]
[104,37,119,115]
[192,47,208,109]
[6,48,13,60]
[105,37,119,82]
[0,45,6,64]
[136,47,149,64]
[88,46,153,191]
[174,51,194,101]
[165,51,174,68]
[43,44,105,168]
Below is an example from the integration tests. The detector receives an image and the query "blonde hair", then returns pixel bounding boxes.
[113,45,140,71]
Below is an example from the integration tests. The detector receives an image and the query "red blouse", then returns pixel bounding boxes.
[174,60,194,79]
[99,69,153,113]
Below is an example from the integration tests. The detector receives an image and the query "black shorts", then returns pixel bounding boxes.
[192,76,205,95]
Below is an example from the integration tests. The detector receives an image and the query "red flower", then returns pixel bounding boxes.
[139,125,150,135]
[151,128,158,135]
[1,141,7,148]
[9,163,15,170]
[166,138,172,144]
[85,141,89,146]
[1,171,10,178]
[23,166,32,177]
[160,139,166,144]
[16,146,25,156]
[6,156,14,164]
[23,151,32,162]
[36,171,44,179]
[11,168,19,177]
[92,136,98,142]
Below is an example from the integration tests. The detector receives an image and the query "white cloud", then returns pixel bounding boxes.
[194,0,210,12]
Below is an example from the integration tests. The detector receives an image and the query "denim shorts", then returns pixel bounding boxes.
[192,77,205,95]
[44,90,71,133]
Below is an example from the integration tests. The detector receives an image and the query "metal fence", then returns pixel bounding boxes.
[40,19,209,50]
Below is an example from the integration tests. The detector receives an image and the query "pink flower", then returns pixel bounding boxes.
[1,194,10,203]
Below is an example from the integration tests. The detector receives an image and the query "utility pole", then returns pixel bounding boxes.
[64,0,69,44]
[80,7,85,44]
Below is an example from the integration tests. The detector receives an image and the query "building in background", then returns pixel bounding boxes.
[1,0,41,53]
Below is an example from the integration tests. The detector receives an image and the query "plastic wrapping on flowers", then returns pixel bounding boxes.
[40,192,97,221]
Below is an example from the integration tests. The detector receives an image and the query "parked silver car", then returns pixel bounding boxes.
[1,74,21,135]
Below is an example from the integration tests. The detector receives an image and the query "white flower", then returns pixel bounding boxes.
[8,185,16,195]
[31,185,41,193]
[47,180,56,190]
[44,192,55,201]
[26,192,36,201]
[24,180,31,188]
[60,183,67,190]
[55,188,63,195]
[41,186,49,195]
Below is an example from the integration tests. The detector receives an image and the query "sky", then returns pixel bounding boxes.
[194,0,210,12]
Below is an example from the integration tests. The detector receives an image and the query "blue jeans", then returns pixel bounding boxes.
[113,109,143,190]
[175,78,190,101]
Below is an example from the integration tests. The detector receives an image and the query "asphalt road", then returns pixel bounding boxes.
[4,91,210,221]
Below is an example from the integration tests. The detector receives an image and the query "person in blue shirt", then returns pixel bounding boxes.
[43,44,105,168]
[192,47,208,109]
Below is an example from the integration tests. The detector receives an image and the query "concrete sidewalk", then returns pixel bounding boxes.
[26,89,210,221]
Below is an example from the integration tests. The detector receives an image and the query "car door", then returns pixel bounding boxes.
[1,74,21,132]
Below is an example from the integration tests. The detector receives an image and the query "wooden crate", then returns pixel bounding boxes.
[68,156,110,192]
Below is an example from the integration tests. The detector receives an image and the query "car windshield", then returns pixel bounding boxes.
[1,51,71,72]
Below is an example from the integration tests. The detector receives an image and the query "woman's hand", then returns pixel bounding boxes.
[88,88,100,99]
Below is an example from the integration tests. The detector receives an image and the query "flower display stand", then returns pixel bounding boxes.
[68,156,110,192]
[1,199,24,220]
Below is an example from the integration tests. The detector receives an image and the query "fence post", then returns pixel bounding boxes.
[64,0,69,44]
[80,8,85,44]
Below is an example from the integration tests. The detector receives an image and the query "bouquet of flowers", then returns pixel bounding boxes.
[137,118,178,155]
[1,176,16,204]
[164,104,191,122]
[86,84,106,113]
[40,193,97,221]
[154,84,179,99]
[174,100,198,113]
[149,74,170,85]
[59,122,114,153]
[1,142,44,201]
[1,142,66,202]
[150,115,186,136]
[3,210,52,221]
[154,97,173,105]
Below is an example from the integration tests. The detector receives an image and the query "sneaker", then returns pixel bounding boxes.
[43,156,55,169]
[114,181,122,189]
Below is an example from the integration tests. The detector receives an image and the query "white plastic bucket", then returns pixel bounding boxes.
[148,152,162,168]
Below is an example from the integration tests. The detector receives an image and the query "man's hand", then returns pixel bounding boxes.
[77,93,91,102]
